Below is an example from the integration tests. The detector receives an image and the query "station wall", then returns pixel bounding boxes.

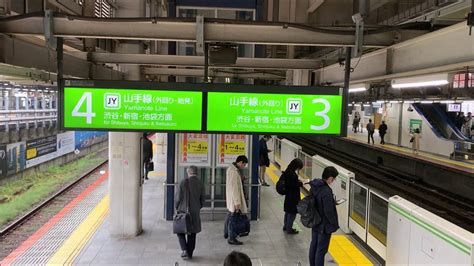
[386,103,453,157]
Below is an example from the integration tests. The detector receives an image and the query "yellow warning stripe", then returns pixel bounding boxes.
[267,164,373,266]
[46,195,109,265]
[346,136,473,170]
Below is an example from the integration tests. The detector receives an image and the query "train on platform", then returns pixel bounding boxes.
[272,137,474,265]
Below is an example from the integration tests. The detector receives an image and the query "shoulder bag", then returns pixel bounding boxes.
[173,179,192,234]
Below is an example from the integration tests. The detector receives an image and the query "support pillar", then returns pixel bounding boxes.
[108,0,145,237]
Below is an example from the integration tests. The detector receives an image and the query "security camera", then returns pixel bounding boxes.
[352,13,363,23]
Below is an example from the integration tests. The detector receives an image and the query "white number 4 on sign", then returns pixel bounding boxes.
[72,92,96,124]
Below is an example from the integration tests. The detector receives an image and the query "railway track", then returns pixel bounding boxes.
[0,161,108,238]
[287,136,474,232]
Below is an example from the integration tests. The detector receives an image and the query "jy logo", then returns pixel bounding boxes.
[286,98,302,115]
[104,93,120,109]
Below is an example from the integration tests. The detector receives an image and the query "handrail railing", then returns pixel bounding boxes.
[452,140,474,163]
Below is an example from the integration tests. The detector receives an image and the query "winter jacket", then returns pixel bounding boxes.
[226,163,248,214]
[283,170,302,214]
[309,179,339,234]
[174,175,205,234]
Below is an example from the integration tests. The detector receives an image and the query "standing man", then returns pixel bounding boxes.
[366,119,375,144]
[225,155,248,245]
[142,132,153,180]
[309,166,339,266]
[174,166,205,259]
[258,135,272,187]
[378,121,388,144]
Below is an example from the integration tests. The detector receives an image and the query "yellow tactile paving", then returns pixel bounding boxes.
[46,195,109,265]
[267,164,373,266]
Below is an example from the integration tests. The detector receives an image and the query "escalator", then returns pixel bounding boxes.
[411,103,472,142]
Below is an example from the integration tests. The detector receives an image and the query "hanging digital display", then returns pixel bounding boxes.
[206,92,343,134]
[62,87,203,131]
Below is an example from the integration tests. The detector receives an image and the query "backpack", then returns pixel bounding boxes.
[297,190,321,228]
[275,173,286,195]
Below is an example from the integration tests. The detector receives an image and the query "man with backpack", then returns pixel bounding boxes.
[308,166,339,266]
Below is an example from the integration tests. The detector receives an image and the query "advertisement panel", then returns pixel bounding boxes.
[56,131,76,156]
[217,134,249,166]
[74,131,108,150]
[207,92,343,134]
[7,141,26,175]
[63,87,203,131]
[409,119,422,134]
[178,133,211,166]
[26,135,58,168]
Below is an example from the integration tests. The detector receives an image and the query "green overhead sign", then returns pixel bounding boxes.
[63,87,203,131]
[60,80,345,135]
[206,92,343,134]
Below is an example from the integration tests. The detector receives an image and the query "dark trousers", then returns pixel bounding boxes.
[177,233,196,256]
[224,212,238,240]
[143,160,149,179]
[368,131,374,144]
[380,133,386,144]
[309,229,331,266]
[283,212,297,231]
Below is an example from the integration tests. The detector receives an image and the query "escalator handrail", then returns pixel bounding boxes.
[411,103,447,139]
[432,104,473,143]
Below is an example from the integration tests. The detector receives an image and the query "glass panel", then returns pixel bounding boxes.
[275,139,281,161]
[178,8,215,18]
[304,156,312,180]
[217,10,253,20]
[369,194,388,245]
[215,167,250,208]
[177,166,212,208]
[350,182,367,228]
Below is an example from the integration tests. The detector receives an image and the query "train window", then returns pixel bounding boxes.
[368,194,388,245]
[349,182,367,228]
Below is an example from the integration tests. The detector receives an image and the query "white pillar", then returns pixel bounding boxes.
[108,0,145,237]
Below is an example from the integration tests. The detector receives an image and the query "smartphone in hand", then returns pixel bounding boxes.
[336,198,347,205]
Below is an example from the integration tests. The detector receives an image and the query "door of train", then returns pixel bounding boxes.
[175,133,252,218]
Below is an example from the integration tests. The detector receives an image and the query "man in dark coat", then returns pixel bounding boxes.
[309,166,339,266]
[258,135,272,186]
[283,158,303,234]
[378,121,388,144]
[174,165,205,259]
[142,133,153,180]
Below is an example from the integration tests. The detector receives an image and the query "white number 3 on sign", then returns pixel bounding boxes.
[310,98,330,131]
[72,92,96,124]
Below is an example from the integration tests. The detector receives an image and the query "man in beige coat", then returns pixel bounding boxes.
[225,155,248,245]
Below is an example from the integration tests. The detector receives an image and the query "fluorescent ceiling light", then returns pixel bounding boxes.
[376,100,385,104]
[348,83,368,93]
[349,87,366,93]
[389,100,399,103]
[440,100,455,104]
[363,104,371,107]
[404,100,415,103]
[391,73,450,89]
[420,100,433,104]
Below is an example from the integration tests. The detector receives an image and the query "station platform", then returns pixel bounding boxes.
[346,127,474,174]
[0,161,378,266]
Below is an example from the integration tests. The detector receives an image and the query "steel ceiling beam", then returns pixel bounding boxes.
[0,13,426,47]
[86,53,320,70]
[143,68,285,80]
[315,22,474,85]
[0,34,123,80]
